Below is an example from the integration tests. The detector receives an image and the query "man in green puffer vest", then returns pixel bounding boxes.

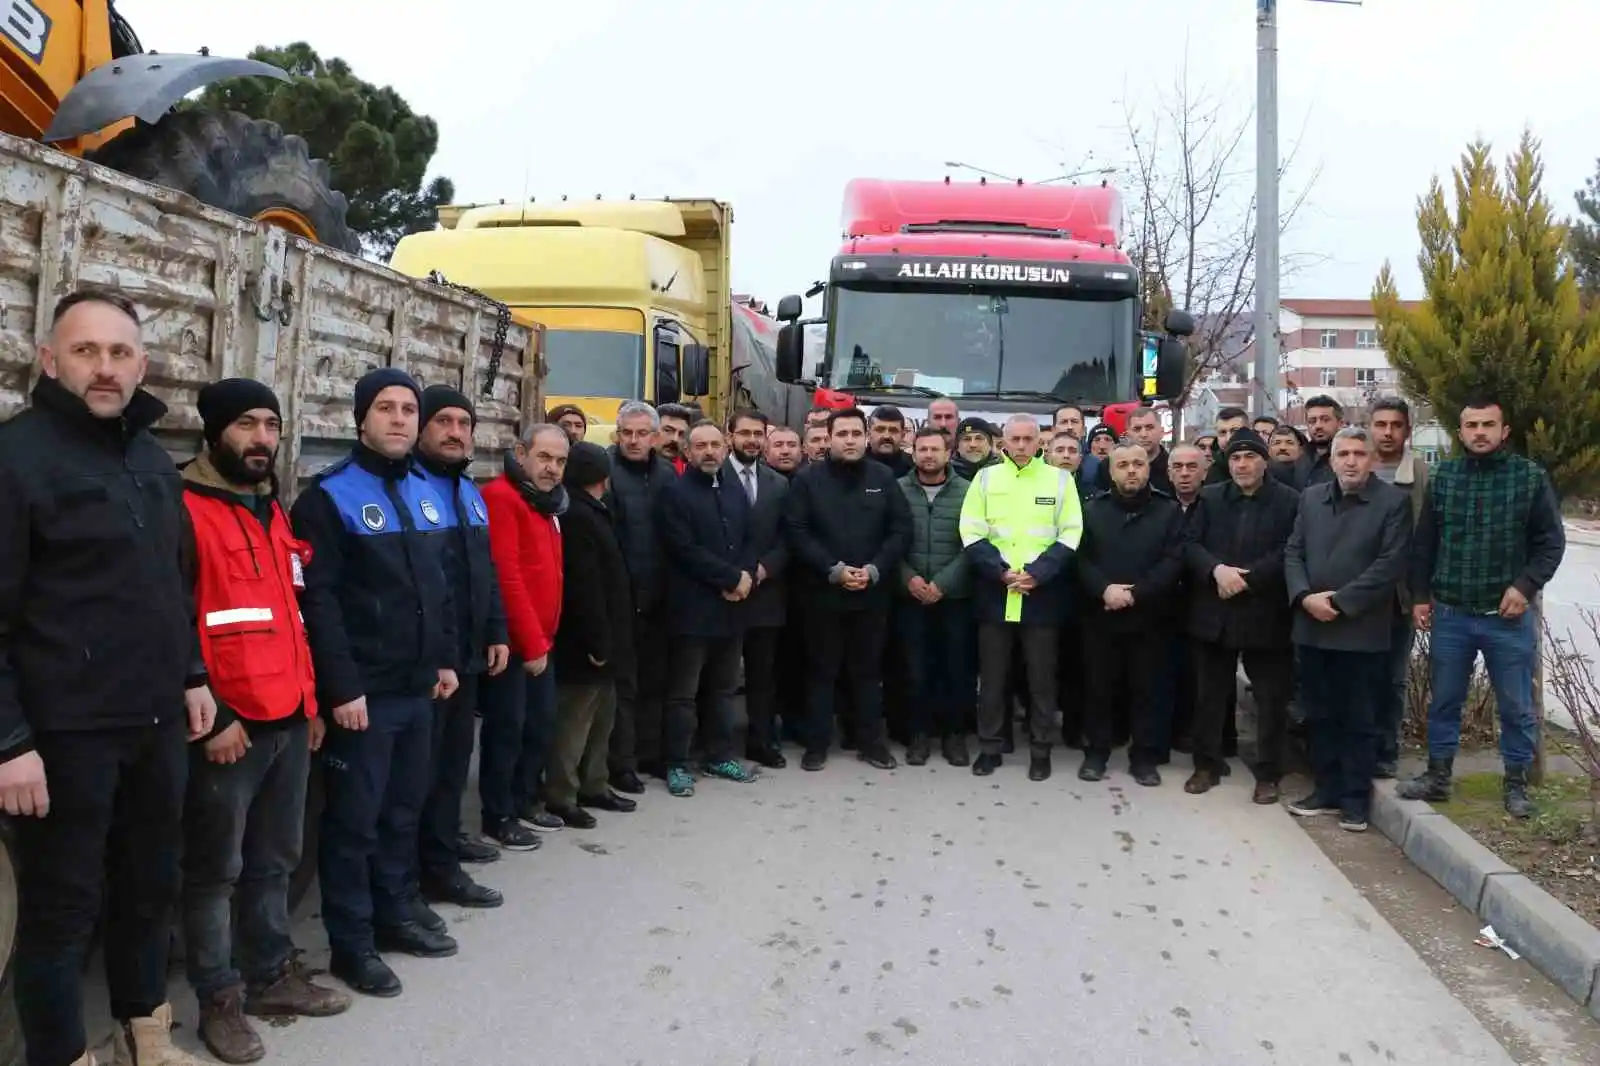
[896,427,974,768]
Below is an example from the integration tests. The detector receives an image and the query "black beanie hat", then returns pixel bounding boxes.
[353,367,422,428]
[198,378,280,447]
[421,384,475,427]
[563,441,611,489]
[956,416,993,440]
[1224,426,1271,461]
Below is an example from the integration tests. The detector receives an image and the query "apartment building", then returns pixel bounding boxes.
[1272,297,1420,420]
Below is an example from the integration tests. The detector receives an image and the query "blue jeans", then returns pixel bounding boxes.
[1377,612,1414,765]
[896,598,976,738]
[478,659,557,824]
[1426,604,1538,768]
[318,694,433,957]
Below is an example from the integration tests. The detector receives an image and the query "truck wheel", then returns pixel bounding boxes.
[0,819,22,1066]
[87,109,362,255]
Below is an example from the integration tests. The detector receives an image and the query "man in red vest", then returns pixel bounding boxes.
[180,379,349,1063]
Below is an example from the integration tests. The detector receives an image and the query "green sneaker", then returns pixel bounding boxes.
[667,767,696,797]
[704,759,760,784]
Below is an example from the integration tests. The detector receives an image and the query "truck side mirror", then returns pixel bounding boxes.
[1154,337,1187,399]
[776,324,802,383]
[776,294,803,322]
[682,342,711,396]
[1164,308,1196,337]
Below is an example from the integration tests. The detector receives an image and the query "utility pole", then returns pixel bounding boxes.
[1253,0,1280,418]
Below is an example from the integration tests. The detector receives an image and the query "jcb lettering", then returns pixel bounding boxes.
[3,0,50,61]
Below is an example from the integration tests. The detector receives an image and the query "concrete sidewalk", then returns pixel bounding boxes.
[157,757,1525,1065]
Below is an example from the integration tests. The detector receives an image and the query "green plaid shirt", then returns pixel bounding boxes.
[1426,450,1547,612]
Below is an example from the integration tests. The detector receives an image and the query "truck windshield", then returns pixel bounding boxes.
[543,329,646,399]
[824,287,1136,402]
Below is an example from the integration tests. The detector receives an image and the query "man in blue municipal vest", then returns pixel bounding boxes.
[412,385,510,910]
[291,368,461,999]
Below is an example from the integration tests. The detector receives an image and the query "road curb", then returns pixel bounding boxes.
[1371,780,1600,1021]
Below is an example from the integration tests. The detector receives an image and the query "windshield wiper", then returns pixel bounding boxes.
[958,389,1063,403]
[858,383,946,398]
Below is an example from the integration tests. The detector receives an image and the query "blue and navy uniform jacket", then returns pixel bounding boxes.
[414,452,508,675]
[290,443,458,707]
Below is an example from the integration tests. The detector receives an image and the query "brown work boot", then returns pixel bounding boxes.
[197,987,264,1064]
[115,1002,211,1066]
[1252,780,1281,805]
[1184,769,1217,795]
[247,960,352,1018]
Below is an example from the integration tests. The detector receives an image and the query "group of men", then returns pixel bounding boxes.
[0,288,1569,1066]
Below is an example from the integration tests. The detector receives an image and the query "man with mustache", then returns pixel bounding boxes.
[412,386,512,908]
[0,289,218,1066]
[179,379,349,1063]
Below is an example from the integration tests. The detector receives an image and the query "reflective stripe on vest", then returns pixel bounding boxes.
[205,607,274,628]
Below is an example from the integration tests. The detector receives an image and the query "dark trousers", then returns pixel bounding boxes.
[478,661,556,825]
[897,598,977,738]
[612,609,668,771]
[666,636,743,766]
[1056,621,1085,748]
[1082,628,1163,767]
[775,614,808,742]
[318,694,432,957]
[742,625,783,752]
[543,683,616,808]
[183,717,309,1003]
[805,607,888,755]
[15,720,186,1066]
[1194,641,1293,780]
[1378,612,1414,765]
[1152,629,1191,760]
[419,672,480,885]
[977,623,1061,756]
[1299,645,1384,818]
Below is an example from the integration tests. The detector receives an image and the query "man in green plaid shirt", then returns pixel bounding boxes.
[1399,397,1566,817]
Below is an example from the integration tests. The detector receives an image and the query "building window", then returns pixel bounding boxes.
[1355,329,1378,349]
[1320,329,1339,348]
[1355,368,1377,387]
[1320,367,1338,387]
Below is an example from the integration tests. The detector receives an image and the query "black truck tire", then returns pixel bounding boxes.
[88,109,362,255]
[0,818,22,1066]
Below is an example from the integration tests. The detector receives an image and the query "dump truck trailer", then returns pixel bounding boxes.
[0,129,543,1066]
[390,197,732,440]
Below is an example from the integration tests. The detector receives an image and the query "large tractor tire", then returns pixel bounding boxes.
[1,818,22,1066]
[88,110,362,255]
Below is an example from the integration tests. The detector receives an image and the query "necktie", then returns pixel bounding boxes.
[743,465,758,503]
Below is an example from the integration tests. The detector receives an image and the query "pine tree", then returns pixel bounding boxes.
[1373,131,1600,498]
[1573,158,1600,304]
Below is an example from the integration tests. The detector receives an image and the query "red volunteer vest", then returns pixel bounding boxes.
[184,489,318,722]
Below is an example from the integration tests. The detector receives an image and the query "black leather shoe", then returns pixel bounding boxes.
[747,745,788,769]
[546,803,598,829]
[330,952,401,998]
[1028,755,1053,781]
[408,899,447,934]
[801,751,827,771]
[422,874,504,909]
[972,753,1002,777]
[1130,765,1162,788]
[1077,756,1107,782]
[579,791,637,813]
[455,834,500,865]
[859,746,898,771]
[375,921,458,959]
[610,769,646,795]
[905,735,930,766]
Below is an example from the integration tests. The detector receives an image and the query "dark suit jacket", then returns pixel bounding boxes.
[725,458,789,628]
[1285,478,1412,652]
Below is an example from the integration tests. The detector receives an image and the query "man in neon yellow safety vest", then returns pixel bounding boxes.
[959,413,1084,782]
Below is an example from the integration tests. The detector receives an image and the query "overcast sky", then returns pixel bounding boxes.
[122,0,1599,310]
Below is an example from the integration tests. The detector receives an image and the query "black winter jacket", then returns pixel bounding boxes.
[1075,487,1188,632]
[0,377,199,757]
[658,466,756,639]
[291,445,458,706]
[784,457,913,613]
[606,448,677,614]
[554,489,634,685]
[1183,478,1302,649]
[414,453,508,675]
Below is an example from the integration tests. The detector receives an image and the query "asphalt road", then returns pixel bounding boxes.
[196,757,1532,1066]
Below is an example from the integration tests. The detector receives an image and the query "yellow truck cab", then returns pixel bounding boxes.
[390,198,731,440]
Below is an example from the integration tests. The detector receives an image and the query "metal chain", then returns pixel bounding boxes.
[427,270,511,398]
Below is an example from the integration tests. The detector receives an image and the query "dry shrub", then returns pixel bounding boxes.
[1541,609,1600,824]
[1402,629,1500,749]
